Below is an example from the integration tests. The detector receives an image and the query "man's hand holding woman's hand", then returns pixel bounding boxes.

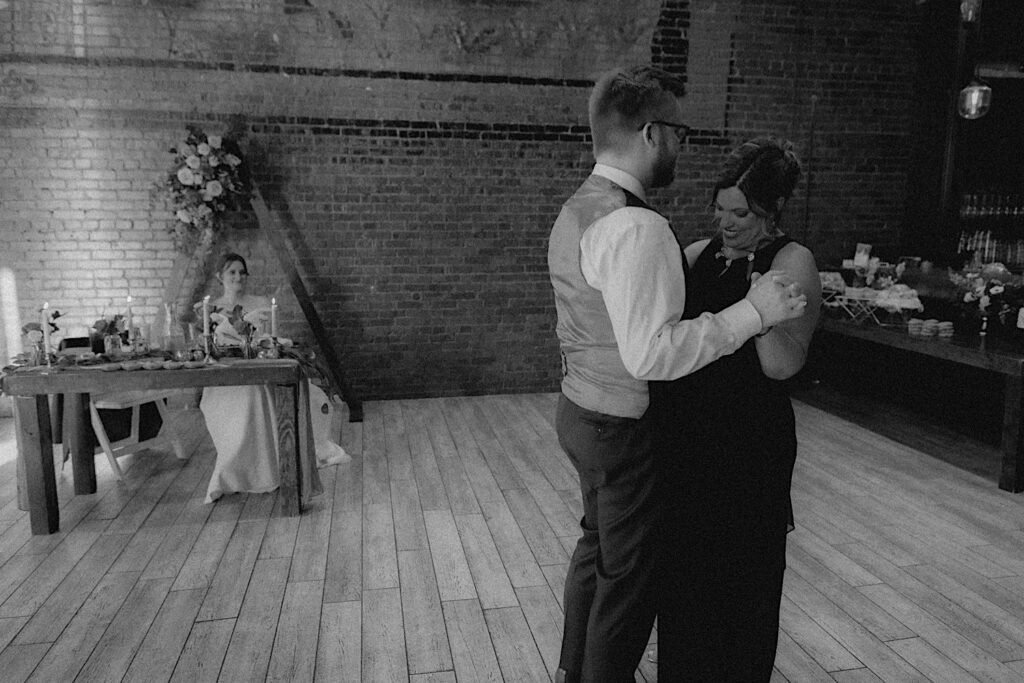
[745,270,808,330]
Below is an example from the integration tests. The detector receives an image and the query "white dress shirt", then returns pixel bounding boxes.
[579,164,763,381]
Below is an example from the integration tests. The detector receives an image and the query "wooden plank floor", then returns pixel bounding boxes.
[1,391,1024,681]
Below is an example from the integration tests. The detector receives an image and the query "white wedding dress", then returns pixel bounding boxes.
[201,385,280,503]
[200,382,349,503]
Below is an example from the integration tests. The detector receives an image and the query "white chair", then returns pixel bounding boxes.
[309,383,350,466]
[89,390,187,479]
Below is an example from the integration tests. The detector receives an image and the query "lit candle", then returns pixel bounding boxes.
[202,295,211,336]
[271,297,278,337]
[41,302,51,355]
[126,295,134,340]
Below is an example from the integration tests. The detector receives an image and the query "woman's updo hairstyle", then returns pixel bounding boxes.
[216,252,249,277]
[712,136,802,227]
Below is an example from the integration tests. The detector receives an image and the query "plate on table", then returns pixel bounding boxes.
[183,360,206,369]
[141,361,164,371]
[162,361,184,370]
[76,362,121,371]
[120,361,143,371]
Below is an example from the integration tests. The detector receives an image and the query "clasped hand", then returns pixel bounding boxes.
[745,270,808,329]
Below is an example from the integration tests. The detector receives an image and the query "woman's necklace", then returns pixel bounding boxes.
[715,248,756,279]
[715,235,777,280]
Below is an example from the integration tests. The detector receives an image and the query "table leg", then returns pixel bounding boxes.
[999,375,1024,492]
[14,395,60,534]
[65,393,97,495]
[274,383,302,516]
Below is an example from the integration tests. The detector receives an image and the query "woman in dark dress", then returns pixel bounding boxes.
[652,136,821,680]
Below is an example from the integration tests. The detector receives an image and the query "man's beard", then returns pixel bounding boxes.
[651,152,677,189]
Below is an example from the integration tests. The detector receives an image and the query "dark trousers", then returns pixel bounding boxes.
[555,394,659,683]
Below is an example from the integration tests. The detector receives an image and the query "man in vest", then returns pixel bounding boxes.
[548,65,808,683]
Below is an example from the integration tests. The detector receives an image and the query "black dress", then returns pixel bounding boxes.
[651,235,799,682]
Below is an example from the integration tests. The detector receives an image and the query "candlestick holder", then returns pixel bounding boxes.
[203,333,216,365]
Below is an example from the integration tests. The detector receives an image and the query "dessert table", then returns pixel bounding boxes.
[818,318,1024,492]
[1,358,311,535]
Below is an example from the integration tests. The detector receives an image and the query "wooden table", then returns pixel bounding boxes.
[1,359,308,534]
[819,318,1024,492]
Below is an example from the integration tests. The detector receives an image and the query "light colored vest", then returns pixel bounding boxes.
[548,175,654,418]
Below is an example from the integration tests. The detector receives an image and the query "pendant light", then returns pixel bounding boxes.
[958,77,992,119]
[957,0,992,120]
[959,0,980,23]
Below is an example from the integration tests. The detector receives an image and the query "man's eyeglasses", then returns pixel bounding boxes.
[638,120,689,137]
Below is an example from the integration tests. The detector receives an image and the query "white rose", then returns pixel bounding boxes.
[176,209,192,223]
[197,143,211,156]
[208,155,220,167]
[205,180,223,197]
[208,135,222,149]
[223,153,241,167]
[197,204,213,217]
[185,155,201,169]
[176,167,195,185]
[990,285,1005,295]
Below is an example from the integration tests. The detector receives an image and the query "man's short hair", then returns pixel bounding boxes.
[588,66,685,155]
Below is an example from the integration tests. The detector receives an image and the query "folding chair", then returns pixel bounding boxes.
[89,390,187,479]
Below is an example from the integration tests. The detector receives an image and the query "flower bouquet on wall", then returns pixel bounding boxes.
[162,124,252,255]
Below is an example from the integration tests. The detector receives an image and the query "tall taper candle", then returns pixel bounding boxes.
[202,296,211,336]
[271,297,278,337]
[126,295,134,340]
[41,302,51,356]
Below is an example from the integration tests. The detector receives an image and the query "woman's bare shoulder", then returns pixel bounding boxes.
[773,240,817,272]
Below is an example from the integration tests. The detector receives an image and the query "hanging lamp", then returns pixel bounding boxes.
[958,77,992,119]
[957,0,992,119]
[959,0,980,23]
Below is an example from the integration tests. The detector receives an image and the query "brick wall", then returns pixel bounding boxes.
[0,0,917,400]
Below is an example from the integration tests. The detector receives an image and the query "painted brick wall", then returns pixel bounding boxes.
[0,0,917,400]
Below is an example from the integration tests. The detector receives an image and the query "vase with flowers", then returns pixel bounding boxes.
[92,313,128,357]
[21,309,62,366]
[208,305,265,359]
[950,263,1024,340]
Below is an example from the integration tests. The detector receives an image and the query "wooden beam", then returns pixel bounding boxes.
[250,188,363,422]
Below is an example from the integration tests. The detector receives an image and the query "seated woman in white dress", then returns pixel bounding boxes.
[196,253,279,503]
[195,253,348,504]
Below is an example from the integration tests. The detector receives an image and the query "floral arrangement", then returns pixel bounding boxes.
[950,263,1024,328]
[212,305,262,339]
[93,313,126,337]
[161,124,251,253]
[23,309,62,340]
